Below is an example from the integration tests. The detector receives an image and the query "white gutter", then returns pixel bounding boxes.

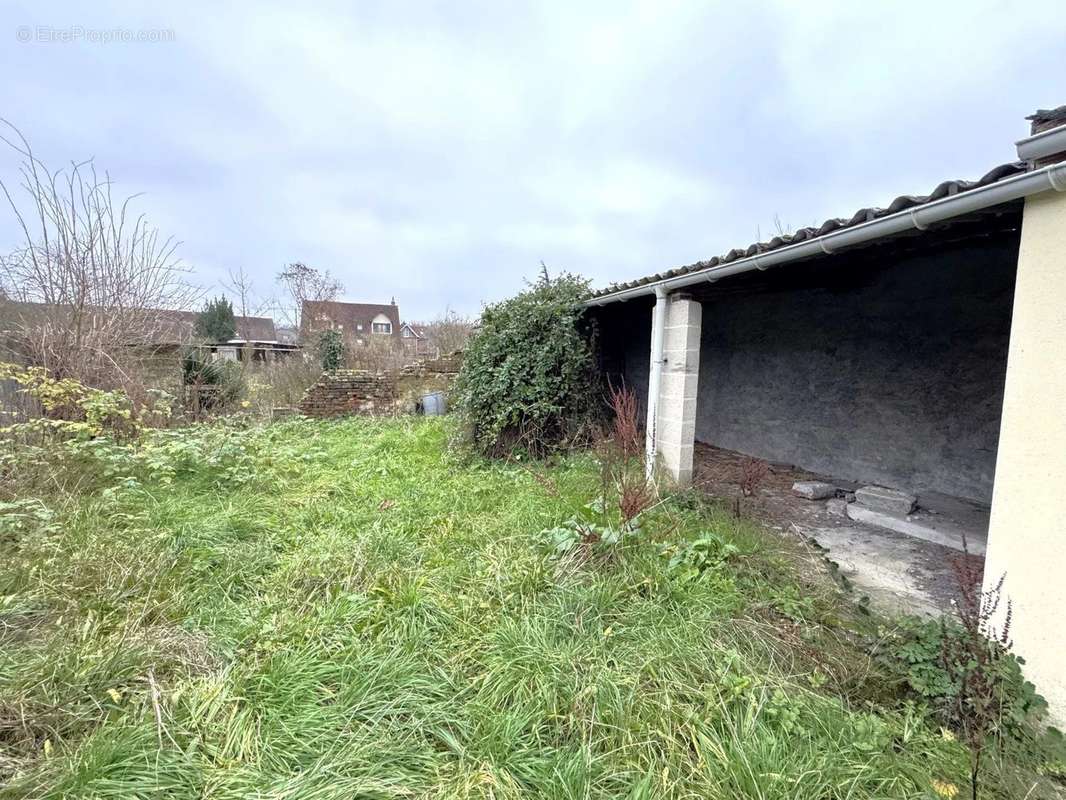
[588,161,1066,306]
[644,285,667,479]
[1016,123,1066,163]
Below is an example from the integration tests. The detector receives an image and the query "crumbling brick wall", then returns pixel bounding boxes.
[297,370,398,418]
[297,352,463,419]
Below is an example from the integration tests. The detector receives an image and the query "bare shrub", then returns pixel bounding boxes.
[243,355,320,416]
[739,456,769,497]
[343,336,408,373]
[729,456,769,518]
[604,384,652,526]
[608,383,641,460]
[415,308,474,356]
[0,121,198,399]
[941,544,1016,800]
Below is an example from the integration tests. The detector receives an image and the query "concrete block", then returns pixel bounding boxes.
[657,417,695,448]
[665,296,701,328]
[855,485,917,515]
[826,498,850,517]
[656,396,697,420]
[659,372,699,399]
[792,480,836,500]
[652,293,701,489]
[846,503,985,555]
[663,347,701,370]
[663,322,702,352]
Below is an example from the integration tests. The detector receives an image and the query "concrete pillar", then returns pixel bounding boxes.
[984,188,1066,725]
[652,293,702,486]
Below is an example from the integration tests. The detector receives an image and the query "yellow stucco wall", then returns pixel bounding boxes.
[984,188,1066,725]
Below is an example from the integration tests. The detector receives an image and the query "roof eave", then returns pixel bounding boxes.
[1016,123,1066,162]
[587,161,1066,307]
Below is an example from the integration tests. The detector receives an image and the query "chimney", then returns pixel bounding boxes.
[1017,105,1066,168]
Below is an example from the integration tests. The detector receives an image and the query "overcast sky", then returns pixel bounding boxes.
[2,1,1064,321]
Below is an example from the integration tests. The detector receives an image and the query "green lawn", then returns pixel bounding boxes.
[0,417,1054,798]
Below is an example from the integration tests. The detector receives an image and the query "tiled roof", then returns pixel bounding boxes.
[157,310,277,342]
[0,301,277,343]
[1028,106,1066,127]
[301,300,401,340]
[591,161,1027,298]
[400,322,426,338]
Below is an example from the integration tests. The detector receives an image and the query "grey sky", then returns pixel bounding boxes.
[2,1,1064,321]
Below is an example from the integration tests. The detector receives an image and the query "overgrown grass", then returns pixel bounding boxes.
[0,418,1059,798]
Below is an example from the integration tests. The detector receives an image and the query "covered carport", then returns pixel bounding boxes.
[589,107,1066,723]
[596,210,1021,506]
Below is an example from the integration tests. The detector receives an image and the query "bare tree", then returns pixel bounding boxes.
[0,120,199,396]
[221,266,270,339]
[417,308,474,355]
[275,262,343,329]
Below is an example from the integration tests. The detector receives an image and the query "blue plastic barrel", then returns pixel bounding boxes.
[421,392,447,416]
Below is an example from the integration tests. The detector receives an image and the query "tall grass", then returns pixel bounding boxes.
[0,418,1054,798]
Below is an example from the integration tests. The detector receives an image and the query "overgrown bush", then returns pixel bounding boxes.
[453,269,598,456]
[0,362,170,441]
[316,329,344,372]
[0,363,175,498]
[540,385,652,571]
[182,350,243,415]
[873,548,1066,798]
[241,355,321,415]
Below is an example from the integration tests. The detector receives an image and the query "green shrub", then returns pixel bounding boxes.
[453,269,598,456]
[194,296,237,342]
[874,616,1052,740]
[182,350,243,413]
[316,328,344,372]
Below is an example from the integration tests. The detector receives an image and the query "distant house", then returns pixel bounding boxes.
[276,325,300,346]
[399,322,434,356]
[115,308,296,363]
[0,301,297,365]
[157,310,294,362]
[300,300,401,346]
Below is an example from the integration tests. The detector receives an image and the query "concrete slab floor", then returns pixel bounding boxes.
[692,443,986,617]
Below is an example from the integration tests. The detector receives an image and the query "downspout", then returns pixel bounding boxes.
[645,286,667,480]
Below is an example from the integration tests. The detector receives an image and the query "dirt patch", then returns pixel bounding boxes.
[691,442,978,617]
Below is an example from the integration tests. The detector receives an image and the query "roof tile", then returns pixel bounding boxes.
[591,161,1027,298]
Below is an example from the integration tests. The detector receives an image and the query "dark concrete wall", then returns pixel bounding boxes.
[597,297,652,409]
[599,228,1019,504]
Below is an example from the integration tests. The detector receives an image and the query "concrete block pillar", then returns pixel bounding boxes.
[649,292,702,486]
[984,187,1066,725]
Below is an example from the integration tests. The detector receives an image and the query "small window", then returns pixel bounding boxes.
[373,322,392,334]
[402,327,413,338]
[357,324,363,331]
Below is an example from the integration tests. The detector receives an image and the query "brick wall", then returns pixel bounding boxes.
[297,353,462,419]
[297,370,398,418]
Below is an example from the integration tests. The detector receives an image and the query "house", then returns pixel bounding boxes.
[399,322,434,356]
[154,309,298,363]
[588,106,1066,723]
[300,299,401,346]
[0,302,296,363]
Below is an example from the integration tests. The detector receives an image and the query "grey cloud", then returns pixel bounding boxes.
[2,0,1064,319]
